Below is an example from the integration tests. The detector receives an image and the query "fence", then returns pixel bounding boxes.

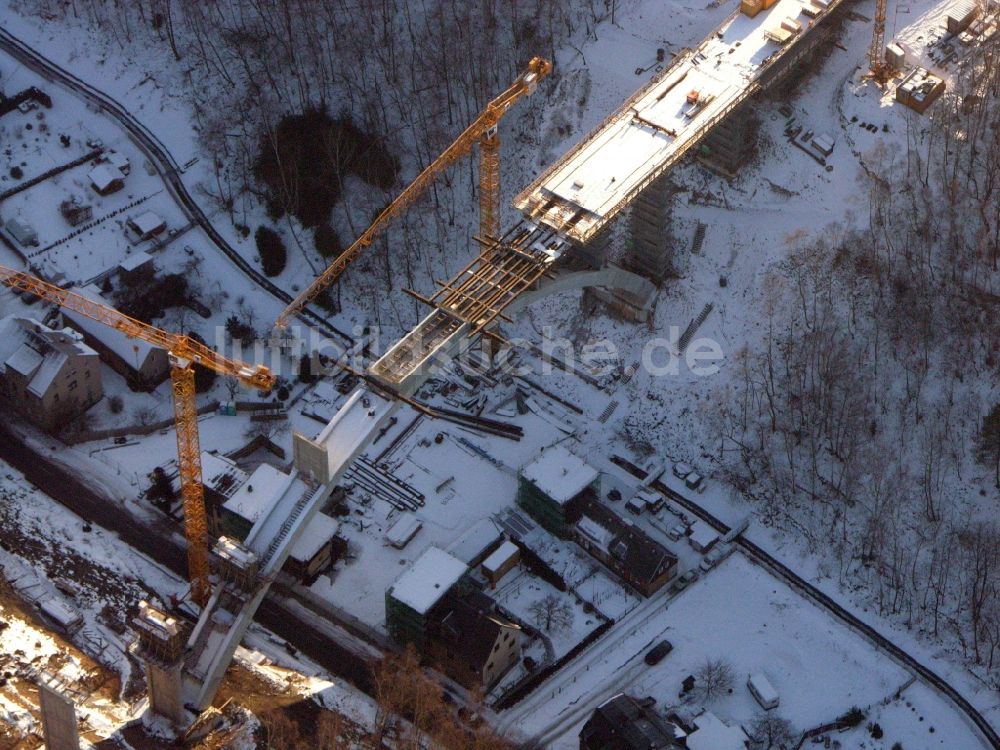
[61,400,219,445]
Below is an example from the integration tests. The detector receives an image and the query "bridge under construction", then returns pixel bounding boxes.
[135,0,852,722]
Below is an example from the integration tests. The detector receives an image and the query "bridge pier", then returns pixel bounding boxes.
[131,602,188,726]
[625,173,675,284]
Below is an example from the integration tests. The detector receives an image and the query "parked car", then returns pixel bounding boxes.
[667,523,688,541]
[671,569,699,592]
[699,543,734,572]
[645,640,674,665]
[672,462,693,479]
[685,472,704,491]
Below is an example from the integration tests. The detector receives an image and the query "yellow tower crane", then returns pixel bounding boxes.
[869,0,890,83]
[274,56,552,330]
[0,265,275,605]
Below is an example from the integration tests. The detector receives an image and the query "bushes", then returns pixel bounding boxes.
[256,226,287,277]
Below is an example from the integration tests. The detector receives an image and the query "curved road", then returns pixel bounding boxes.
[0,28,352,346]
[611,456,1000,750]
[0,423,374,695]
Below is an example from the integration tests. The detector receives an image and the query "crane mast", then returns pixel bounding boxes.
[869,0,890,83]
[274,56,551,330]
[0,265,275,604]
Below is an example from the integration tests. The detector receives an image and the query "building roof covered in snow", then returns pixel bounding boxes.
[481,540,519,575]
[447,518,504,564]
[289,512,340,563]
[61,285,161,370]
[520,444,598,504]
[389,547,467,615]
[686,710,748,750]
[129,211,165,236]
[0,316,97,398]
[88,164,124,192]
[222,464,297,526]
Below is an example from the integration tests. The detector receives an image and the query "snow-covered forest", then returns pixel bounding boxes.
[714,45,1000,677]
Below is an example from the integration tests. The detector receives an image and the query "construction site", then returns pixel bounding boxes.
[1,0,999,746]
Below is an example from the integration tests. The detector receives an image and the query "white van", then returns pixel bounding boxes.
[747,672,779,710]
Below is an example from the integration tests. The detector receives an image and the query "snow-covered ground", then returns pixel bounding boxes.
[501,552,989,749]
[0,0,997,743]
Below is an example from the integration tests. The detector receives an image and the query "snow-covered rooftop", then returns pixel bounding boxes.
[88,163,123,191]
[687,710,748,750]
[520,444,598,504]
[688,521,719,551]
[389,547,467,615]
[447,517,504,564]
[223,464,298,526]
[290,512,340,562]
[481,540,519,574]
[61,285,161,368]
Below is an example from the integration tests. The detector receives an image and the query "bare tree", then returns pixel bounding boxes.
[528,594,574,633]
[747,712,796,750]
[695,658,734,701]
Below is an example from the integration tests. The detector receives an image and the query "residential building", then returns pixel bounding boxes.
[574,499,678,596]
[425,589,522,690]
[88,164,125,195]
[127,211,166,241]
[61,284,170,390]
[579,693,685,750]
[517,445,598,536]
[0,316,102,431]
[385,547,468,649]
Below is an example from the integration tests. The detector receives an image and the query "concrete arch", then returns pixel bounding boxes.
[505,264,655,317]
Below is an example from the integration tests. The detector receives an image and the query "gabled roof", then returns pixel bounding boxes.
[580,499,677,585]
[429,589,519,669]
[61,285,162,370]
[581,693,684,749]
[88,163,123,190]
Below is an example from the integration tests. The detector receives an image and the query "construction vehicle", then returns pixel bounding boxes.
[274,56,552,330]
[0,265,275,605]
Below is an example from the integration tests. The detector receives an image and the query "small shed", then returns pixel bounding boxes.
[481,540,520,588]
[4,216,38,247]
[88,164,125,195]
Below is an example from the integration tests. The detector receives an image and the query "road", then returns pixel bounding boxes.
[611,456,1000,750]
[0,28,352,346]
[0,423,375,695]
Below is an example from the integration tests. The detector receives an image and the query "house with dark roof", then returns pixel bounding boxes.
[425,589,521,690]
[579,693,685,750]
[573,498,677,597]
